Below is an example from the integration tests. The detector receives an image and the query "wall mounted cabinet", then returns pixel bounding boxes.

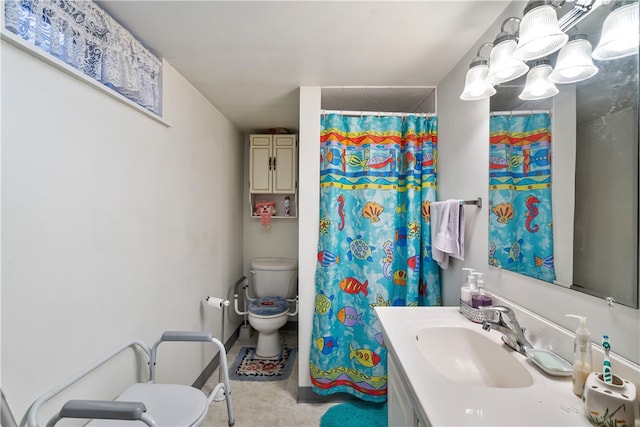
[250,134,296,193]
[249,134,297,218]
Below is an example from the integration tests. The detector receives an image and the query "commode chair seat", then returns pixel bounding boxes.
[29,331,235,427]
[248,296,289,318]
[87,384,208,426]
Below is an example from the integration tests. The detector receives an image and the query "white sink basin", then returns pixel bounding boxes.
[375,307,589,427]
[415,326,533,388]
[376,307,588,426]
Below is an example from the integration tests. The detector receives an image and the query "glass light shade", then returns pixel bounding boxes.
[514,4,569,61]
[487,39,530,84]
[592,3,639,60]
[460,63,496,100]
[549,38,598,84]
[519,63,559,100]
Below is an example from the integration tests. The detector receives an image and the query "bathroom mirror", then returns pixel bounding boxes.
[490,1,639,308]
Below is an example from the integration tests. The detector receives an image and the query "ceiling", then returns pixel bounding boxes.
[97,1,510,133]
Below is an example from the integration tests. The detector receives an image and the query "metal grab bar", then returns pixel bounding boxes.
[22,340,151,427]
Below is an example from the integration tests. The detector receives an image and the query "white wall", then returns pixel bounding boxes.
[1,41,245,422]
[297,87,321,390]
[550,86,577,288]
[436,2,639,363]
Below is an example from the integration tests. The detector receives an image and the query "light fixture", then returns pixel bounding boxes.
[514,1,569,61]
[487,17,530,84]
[592,2,639,60]
[460,43,496,101]
[549,34,598,84]
[519,60,559,100]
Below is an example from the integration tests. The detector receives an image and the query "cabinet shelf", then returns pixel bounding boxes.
[250,193,297,219]
[251,215,297,219]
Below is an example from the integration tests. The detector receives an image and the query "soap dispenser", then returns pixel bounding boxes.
[566,314,593,397]
[460,268,475,305]
[471,272,492,308]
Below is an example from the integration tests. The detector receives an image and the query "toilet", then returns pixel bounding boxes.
[247,257,298,358]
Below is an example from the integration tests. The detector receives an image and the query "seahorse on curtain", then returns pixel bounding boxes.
[310,113,440,402]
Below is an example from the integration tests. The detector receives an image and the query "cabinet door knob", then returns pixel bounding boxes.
[273,157,276,170]
[268,157,272,170]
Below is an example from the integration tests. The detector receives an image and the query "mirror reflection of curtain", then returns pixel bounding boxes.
[489,113,556,283]
[310,113,439,402]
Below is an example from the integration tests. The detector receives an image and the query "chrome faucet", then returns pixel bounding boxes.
[479,305,533,355]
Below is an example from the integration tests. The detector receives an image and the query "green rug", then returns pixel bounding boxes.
[320,401,387,427]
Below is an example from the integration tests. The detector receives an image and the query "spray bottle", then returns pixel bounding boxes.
[566,314,593,397]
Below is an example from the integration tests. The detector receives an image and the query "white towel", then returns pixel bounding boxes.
[430,199,465,269]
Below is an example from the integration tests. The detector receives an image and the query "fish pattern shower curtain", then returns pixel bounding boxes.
[489,113,556,282]
[310,113,440,402]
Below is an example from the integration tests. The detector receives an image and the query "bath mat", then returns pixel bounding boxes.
[320,401,387,427]
[228,346,297,381]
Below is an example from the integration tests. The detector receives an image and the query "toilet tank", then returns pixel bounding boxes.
[251,257,298,298]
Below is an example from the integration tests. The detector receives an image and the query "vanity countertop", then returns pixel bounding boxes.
[375,306,591,426]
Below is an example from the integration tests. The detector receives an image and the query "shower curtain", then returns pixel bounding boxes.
[310,113,440,402]
[489,113,556,282]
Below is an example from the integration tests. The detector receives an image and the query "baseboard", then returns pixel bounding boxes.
[297,387,360,403]
[192,325,241,389]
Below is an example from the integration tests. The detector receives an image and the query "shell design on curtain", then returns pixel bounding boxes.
[309,114,440,402]
[489,113,556,283]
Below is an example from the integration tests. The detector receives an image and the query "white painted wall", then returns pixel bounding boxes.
[550,86,577,288]
[297,87,321,390]
[437,2,639,363]
[1,41,245,422]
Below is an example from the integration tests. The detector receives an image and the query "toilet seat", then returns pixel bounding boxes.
[249,296,289,318]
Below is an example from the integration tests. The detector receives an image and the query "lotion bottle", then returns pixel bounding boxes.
[566,314,593,397]
[460,268,475,305]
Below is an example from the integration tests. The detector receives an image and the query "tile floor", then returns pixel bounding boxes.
[201,329,337,427]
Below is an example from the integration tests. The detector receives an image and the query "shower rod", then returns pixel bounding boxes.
[321,109,436,117]
[490,110,551,116]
